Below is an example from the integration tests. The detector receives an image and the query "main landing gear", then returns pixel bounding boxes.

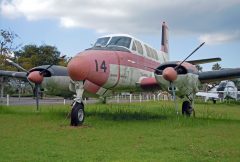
[182,101,195,117]
[70,81,85,126]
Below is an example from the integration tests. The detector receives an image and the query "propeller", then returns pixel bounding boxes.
[6,55,66,111]
[162,42,205,114]
[6,59,49,111]
[27,71,45,111]
[162,67,178,114]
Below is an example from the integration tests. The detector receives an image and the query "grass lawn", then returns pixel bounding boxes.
[0,101,240,162]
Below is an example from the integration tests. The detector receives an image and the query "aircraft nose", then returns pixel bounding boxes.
[67,55,90,81]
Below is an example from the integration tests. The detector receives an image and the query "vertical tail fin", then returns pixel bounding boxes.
[161,22,169,54]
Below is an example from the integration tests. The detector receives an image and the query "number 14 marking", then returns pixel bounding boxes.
[95,60,107,72]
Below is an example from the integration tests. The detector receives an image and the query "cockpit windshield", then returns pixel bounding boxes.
[107,36,132,49]
[94,37,110,47]
[219,82,227,88]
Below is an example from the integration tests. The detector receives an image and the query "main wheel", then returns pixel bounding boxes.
[182,101,193,116]
[71,102,85,126]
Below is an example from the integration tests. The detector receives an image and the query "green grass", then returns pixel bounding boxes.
[0,101,240,162]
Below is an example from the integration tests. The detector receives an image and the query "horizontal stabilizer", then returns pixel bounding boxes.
[188,57,221,65]
[199,68,240,83]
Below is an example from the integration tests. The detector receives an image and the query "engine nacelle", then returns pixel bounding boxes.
[154,61,200,98]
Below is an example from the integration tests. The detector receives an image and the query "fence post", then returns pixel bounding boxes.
[117,94,120,103]
[6,94,9,106]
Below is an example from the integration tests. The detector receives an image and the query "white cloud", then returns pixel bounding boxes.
[1,0,240,43]
[1,0,21,18]
[199,32,240,45]
[60,17,80,28]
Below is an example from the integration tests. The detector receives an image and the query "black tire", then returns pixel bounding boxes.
[71,102,84,126]
[212,99,217,104]
[182,101,193,116]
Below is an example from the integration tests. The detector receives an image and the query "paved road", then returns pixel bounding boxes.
[0,97,141,106]
[0,97,72,106]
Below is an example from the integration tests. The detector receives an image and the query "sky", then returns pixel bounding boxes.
[1,0,240,71]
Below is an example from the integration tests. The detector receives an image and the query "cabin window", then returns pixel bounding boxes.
[153,49,159,60]
[144,45,151,57]
[150,48,155,59]
[134,40,143,55]
[144,44,159,60]
[108,36,132,49]
[94,37,110,47]
[132,41,137,51]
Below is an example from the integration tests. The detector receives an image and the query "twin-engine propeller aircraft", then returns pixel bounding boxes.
[1,22,240,126]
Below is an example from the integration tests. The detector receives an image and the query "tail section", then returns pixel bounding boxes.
[160,22,169,62]
[161,22,169,54]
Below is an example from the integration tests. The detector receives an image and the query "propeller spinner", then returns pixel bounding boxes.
[162,67,177,82]
[27,71,44,84]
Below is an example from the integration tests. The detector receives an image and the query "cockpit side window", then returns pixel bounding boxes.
[108,36,132,49]
[94,37,110,47]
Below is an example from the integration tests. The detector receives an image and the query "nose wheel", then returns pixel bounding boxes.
[71,102,85,126]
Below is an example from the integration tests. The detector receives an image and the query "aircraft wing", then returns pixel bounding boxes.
[187,57,221,65]
[0,70,27,79]
[196,92,219,98]
[199,68,240,83]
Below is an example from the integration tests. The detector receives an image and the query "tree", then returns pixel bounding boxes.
[211,63,222,85]
[0,29,21,55]
[212,63,221,71]
[195,64,203,72]
[0,29,21,70]
[15,44,67,70]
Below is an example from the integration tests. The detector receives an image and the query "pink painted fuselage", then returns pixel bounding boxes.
[68,34,169,96]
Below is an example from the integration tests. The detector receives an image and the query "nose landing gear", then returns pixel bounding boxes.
[70,81,85,126]
[71,102,84,126]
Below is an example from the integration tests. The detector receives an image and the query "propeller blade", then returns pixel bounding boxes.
[35,84,40,111]
[175,42,205,70]
[170,82,178,115]
[40,55,66,75]
[6,59,28,73]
